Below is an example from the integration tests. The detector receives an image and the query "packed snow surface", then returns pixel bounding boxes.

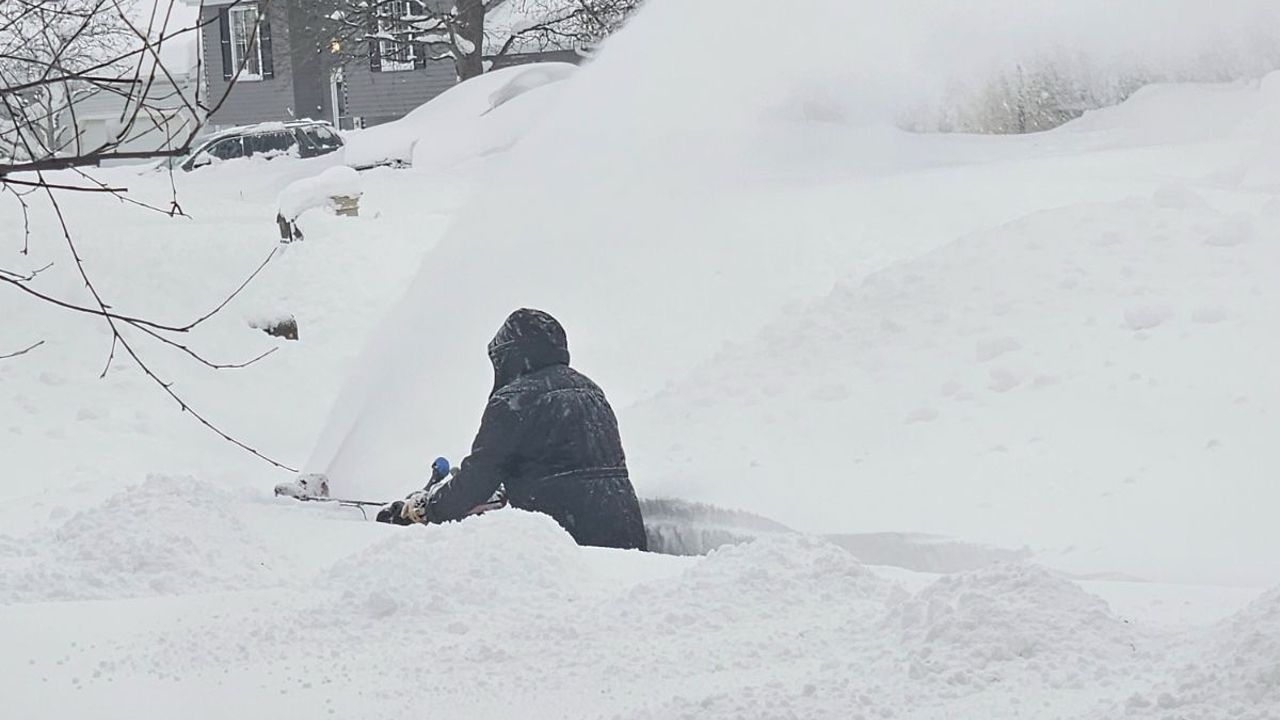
[4,0,1280,717]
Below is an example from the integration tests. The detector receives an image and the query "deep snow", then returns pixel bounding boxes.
[4,1,1280,717]
[0,494,1274,719]
[309,72,1280,586]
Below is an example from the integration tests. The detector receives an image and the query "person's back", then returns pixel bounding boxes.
[422,309,647,551]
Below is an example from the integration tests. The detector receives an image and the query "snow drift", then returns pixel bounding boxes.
[306,0,1280,587]
[3,475,1274,718]
[341,63,576,170]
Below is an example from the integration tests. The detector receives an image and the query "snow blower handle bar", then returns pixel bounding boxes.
[424,456,454,492]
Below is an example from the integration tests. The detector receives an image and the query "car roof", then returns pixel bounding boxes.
[200,119,335,144]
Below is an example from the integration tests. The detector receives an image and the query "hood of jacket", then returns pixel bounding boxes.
[487,308,571,392]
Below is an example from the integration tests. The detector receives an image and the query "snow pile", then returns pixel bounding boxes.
[316,510,592,620]
[487,62,575,110]
[0,476,291,604]
[558,536,904,719]
[633,533,896,615]
[0,489,1265,719]
[1126,586,1280,719]
[885,564,1138,689]
[276,166,363,221]
[341,63,575,170]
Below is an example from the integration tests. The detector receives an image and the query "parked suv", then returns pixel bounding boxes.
[178,120,344,171]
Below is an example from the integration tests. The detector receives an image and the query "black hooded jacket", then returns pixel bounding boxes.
[423,309,647,551]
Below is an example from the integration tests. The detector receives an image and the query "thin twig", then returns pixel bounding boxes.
[2,176,126,193]
[0,248,278,333]
[0,339,43,360]
[0,261,53,282]
[34,176,297,471]
[130,321,279,370]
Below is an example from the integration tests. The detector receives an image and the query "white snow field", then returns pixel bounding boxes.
[4,0,1280,717]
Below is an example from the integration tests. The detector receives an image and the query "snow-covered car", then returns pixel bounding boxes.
[174,120,344,172]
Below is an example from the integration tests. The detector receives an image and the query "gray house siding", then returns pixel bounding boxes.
[285,0,332,123]
[200,0,297,127]
[195,0,581,131]
[342,61,458,127]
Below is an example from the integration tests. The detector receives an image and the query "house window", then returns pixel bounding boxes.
[376,1,424,72]
[229,4,264,80]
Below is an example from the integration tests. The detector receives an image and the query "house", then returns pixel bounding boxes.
[185,0,583,132]
[47,19,203,164]
[66,47,202,161]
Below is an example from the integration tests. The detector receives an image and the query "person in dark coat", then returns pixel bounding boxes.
[408,308,647,551]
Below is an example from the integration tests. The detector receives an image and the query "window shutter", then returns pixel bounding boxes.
[219,9,232,80]
[368,8,382,73]
[259,5,274,79]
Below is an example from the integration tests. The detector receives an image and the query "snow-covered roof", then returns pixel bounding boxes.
[128,0,202,77]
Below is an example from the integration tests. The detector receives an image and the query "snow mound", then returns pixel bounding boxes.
[883,564,1139,689]
[685,533,887,601]
[0,476,290,604]
[619,534,900,631]
[341,63,574,170]
[317,510,590,619]
[1065,82,1263,144]
[626,196,1280,585]
[277,165,362,220]
[1129,586,1280,719]
[488,62,576,110]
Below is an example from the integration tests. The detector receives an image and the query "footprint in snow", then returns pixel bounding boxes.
[1123,304,1173,332]
[988,368,1023,393]
[904,407,939,424]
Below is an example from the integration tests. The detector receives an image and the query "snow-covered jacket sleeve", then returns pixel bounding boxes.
[423,392,521,522]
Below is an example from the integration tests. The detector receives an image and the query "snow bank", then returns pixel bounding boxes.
[276,165,362,220]
[1126,586,1280,719]
[624,194,1280,585]
[886,564,1137,687]
[2,481,1268,719]
[0,476,292,604]
[341,63,575,170]
[487,62,575,110]
[316,510,592,619]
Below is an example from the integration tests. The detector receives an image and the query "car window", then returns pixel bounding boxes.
[298,125,343,151]
[246,131,296,156]
[206,137,244,161]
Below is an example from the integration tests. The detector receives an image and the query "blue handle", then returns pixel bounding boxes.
[430,456,451,481]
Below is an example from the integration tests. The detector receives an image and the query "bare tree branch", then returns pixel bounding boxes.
[30,177,297,471]
[0,2,299,471]
[318,0,641,82]
[0,339,43,359]
[0,247,279,333]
